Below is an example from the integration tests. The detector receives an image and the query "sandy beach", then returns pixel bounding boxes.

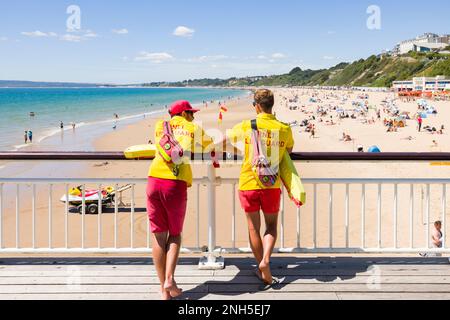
[2,89,450,253]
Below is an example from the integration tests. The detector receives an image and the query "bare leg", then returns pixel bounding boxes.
[152,232,171,300]
[246,212,264,265]
[259,213,279,285]
[163,235,183,298]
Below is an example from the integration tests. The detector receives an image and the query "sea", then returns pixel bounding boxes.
[0,87,248,151]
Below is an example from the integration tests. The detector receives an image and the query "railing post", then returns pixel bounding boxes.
[313,184,317,249]
[426,184,430,249]
[443,184,447,249]
[199,164,224,270]
[280,188,285,250]
[361,184,366,249]
[65,184,69,249]
[196,183,200,250]
[16,184,19,249]
[410,184,414,249]
[394,184,398,249]
[49,184,53,249]
[0,184,3,249]
[32,184,36,249]
[232,184,236,251]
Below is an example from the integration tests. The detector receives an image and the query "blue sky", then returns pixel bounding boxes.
[0,0,449,84]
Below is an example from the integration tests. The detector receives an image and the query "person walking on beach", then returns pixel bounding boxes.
[417,116,423,132]
[147,100,214,300]
[28,130,33,143]
[226,89,294,287]
[24,131,28,144]
[310,125,316,139]
[60,121,64,130]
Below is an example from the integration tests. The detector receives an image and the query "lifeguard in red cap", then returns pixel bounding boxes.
[147,100,214,300]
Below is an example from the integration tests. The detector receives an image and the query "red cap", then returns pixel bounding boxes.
[169,100,200,117]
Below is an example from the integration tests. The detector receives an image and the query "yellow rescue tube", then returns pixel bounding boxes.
[280,152,306,207]
[124,144,157,160]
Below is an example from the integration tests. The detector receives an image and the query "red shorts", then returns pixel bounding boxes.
[146,177,188,236]
[239,189,282,214]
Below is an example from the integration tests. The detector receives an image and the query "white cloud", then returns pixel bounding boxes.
[61,34,82,42]
[327,31,336,35]
[21,31,54,37]
[84,32,98,38]
[59,30,99,42]
[271,53,286,59]
[135,51,174,63]
[0,37,7,41]
[122,56,129,61]
[173,26,195,38]
[113,29,129,35]
[323,56,336,60]
[189,55,228,62]
[257,55,268,60]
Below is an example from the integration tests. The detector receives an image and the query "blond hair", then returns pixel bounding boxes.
[254,89,275,112]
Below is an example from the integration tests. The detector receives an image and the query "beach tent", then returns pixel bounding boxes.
[368,146,381,153]
[426,107,435,114]
[417,99,428,106]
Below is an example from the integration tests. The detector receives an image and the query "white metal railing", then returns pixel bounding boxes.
[0,174,449,258]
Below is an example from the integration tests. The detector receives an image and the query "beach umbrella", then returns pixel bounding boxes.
[420,112,428,118]
[368,146,381,153]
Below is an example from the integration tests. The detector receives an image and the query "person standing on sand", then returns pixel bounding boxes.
[147,100,214,300]
[28,130,33,143]
[420,221,443,257]
[24,131,28,144]
[432,221,443,249]
[226,89,294,287]
[417,116,423,132]
[310,125,316,139]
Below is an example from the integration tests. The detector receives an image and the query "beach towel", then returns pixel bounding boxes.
[280,152,306,208]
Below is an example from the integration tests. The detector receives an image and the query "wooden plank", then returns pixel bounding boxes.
[213,269,450,277]
[205,283,450,293]
[0,271,214,277]
[0,284,207,294]
[2,262,448,271]
[3,283,448,294]
[337,292,450,300]
[4,291,450,301]
[182,293,340,300]
[1,262,448,272]
[0,293,163,300]
[0,275,449,285]
[0,292,339,300]
[2,269,450,277]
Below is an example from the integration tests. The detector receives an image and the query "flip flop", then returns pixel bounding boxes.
[259,277,280,291]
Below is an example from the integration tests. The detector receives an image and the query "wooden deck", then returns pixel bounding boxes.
[0,256,449,300]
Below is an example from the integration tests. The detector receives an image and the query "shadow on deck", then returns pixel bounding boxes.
[0,256,449,300]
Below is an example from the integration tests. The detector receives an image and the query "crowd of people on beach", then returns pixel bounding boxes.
[280,87,448,152]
